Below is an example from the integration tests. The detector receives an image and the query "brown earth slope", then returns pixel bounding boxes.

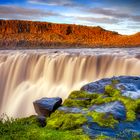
[0,20,140,48]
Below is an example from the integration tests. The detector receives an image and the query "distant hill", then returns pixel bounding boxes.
[0,20,140,48]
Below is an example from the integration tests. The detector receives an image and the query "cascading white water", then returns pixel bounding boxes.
[0,48,140,118]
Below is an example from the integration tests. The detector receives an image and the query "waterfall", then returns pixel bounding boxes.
[0,49,140,118]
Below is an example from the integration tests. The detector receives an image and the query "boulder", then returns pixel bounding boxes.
[36,115,46,127]
[58,106,87,114]
[81,77,112,93]
[81,76,140,99]
[33,97,62,117]
[89,101,126,120]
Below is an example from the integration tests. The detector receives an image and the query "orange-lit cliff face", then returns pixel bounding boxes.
[0,20,140,48]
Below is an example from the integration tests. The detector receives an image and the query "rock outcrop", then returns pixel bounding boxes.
[89,101,126,120]
[33,97,62,117]
[0,20,140,48]
[39,76,140,139]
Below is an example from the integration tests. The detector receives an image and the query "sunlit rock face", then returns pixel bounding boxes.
[0,20,140,48]
[0,48,140,118]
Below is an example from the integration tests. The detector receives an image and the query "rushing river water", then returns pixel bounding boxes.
[0,48,140,118]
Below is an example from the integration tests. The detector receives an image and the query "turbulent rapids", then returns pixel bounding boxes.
[0,48,140,118]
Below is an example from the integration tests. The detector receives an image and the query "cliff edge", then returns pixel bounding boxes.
[0,20,140,48]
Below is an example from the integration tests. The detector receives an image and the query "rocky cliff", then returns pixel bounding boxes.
[0,20,140,48]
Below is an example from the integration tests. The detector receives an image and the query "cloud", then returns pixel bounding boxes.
[127,25,140,29]
[0,5,60,20]
[95,0,140,11]
[87,8,140,22]
[28,0,75,7]
[75,16,120,24]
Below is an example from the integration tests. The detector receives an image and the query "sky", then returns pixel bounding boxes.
[0,0,140,35]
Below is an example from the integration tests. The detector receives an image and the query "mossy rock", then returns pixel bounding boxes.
[63,90,101,108]
[63,98,91,108]
[105,85,121,97]
[88,111,118,128]
[68,90,100,100]
[46,110,87,130]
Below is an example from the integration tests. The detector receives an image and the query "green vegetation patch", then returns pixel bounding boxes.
[105,85,121,97]
[69,90,100,100]
[63,98,90,107]
[64,86,140,122]
[63,90,101,107]
[0,115,89,140]
[88,111,118,128]
[90,85,140,121]
[47,110,87,130]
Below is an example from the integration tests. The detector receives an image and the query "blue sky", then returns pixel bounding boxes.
[0,0,140,35]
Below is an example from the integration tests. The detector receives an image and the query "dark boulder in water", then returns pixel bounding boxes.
[33,97,62,117]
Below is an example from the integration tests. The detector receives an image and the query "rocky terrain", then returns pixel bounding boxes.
[0,20,140,48]
[1,76,140,140]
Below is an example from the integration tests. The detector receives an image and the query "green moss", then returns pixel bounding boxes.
[91,96,115,105]
[105,85,121,97]
[88,111,118,128]
[68,90,100,100]
[63,98,91,107]
[117,97,137,121]
[0,115,89,140]
[90,85,139,121]
[47,110,87,130]
[63,90,101,108]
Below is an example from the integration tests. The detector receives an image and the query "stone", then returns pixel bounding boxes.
[33,97,62,117]
[89,101,126,120]
[58,106,87,114]
[81,77,112,93]
[36,115,46,127]
[81,76,140,99]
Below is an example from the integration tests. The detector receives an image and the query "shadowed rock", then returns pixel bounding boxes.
[36,115,46,127]
[33,97,62,117]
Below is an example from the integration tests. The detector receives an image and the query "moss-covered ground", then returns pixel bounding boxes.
[0,115,90,140]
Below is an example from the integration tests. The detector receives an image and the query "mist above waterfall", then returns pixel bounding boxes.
[0,48,140,118]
